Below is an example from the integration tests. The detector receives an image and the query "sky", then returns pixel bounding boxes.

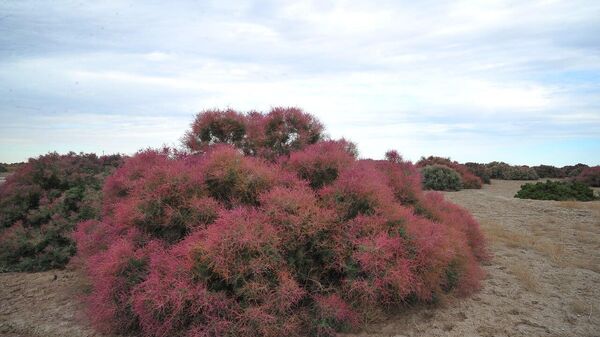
[1,0,599,166]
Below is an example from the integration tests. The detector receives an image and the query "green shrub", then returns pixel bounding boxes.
[0,164,7,173]
[515,180,597,201]
[420,165,462,191]
[0,152,123,272]
[416,156,482,189]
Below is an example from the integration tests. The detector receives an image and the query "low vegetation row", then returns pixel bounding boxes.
[460,162,598,185]
[485,161,539,180]
[0,162,24,173]
[415,159,596,192]
[416,159,598,192]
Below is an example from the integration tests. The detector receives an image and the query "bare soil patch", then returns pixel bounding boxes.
[0,270,101,337]
[1,180,599,337]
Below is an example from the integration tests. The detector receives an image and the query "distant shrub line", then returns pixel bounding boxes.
[485,161,539,180]
[0,162,25,173]
[461,162,597,184]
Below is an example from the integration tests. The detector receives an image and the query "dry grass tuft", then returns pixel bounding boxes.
[509,263,539,292]
[574,230,600,245]
[533,240,566,266]
[560,200,600,212]
[483,221,535,249]
[531,224,551,237]
[481,220,594,267]
[570,257,600,273]
[559,201,584,209]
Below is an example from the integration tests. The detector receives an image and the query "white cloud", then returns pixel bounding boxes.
[0,0,599,164]
[143,52,172,62]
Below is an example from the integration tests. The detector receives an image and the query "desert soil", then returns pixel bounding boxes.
[1,180,599,337]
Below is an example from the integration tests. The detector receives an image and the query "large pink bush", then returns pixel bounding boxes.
[75,111,488,337]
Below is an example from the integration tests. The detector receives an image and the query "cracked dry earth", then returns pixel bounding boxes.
[1,180,599,337]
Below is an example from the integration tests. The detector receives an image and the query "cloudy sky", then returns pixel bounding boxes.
[1,0,599,165]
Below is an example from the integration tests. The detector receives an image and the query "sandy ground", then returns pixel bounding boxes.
[1,180,599,337]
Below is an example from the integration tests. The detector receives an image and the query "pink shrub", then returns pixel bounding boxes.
[201,145,291,207]
[75,110,488,337]
[83,239,149,333]
[183,109,248,154]
[132,242,214,337]
[320,160,398,220]
[349,222,414,301]
[379,151,423,204]
[260,107,324,159]
[184,108,324,160]
[313,294,359,336]
[259,186,331,247]
[283,140,356,189]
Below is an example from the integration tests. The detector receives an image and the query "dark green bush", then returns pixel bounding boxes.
[416,156,482,189]
[0,152,123,272]
[0,164,7,173]
[515,180,597,201]
[533,165,565,179]
[420,165,462,191]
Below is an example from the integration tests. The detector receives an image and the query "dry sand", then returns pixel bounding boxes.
[1,180,599,337]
